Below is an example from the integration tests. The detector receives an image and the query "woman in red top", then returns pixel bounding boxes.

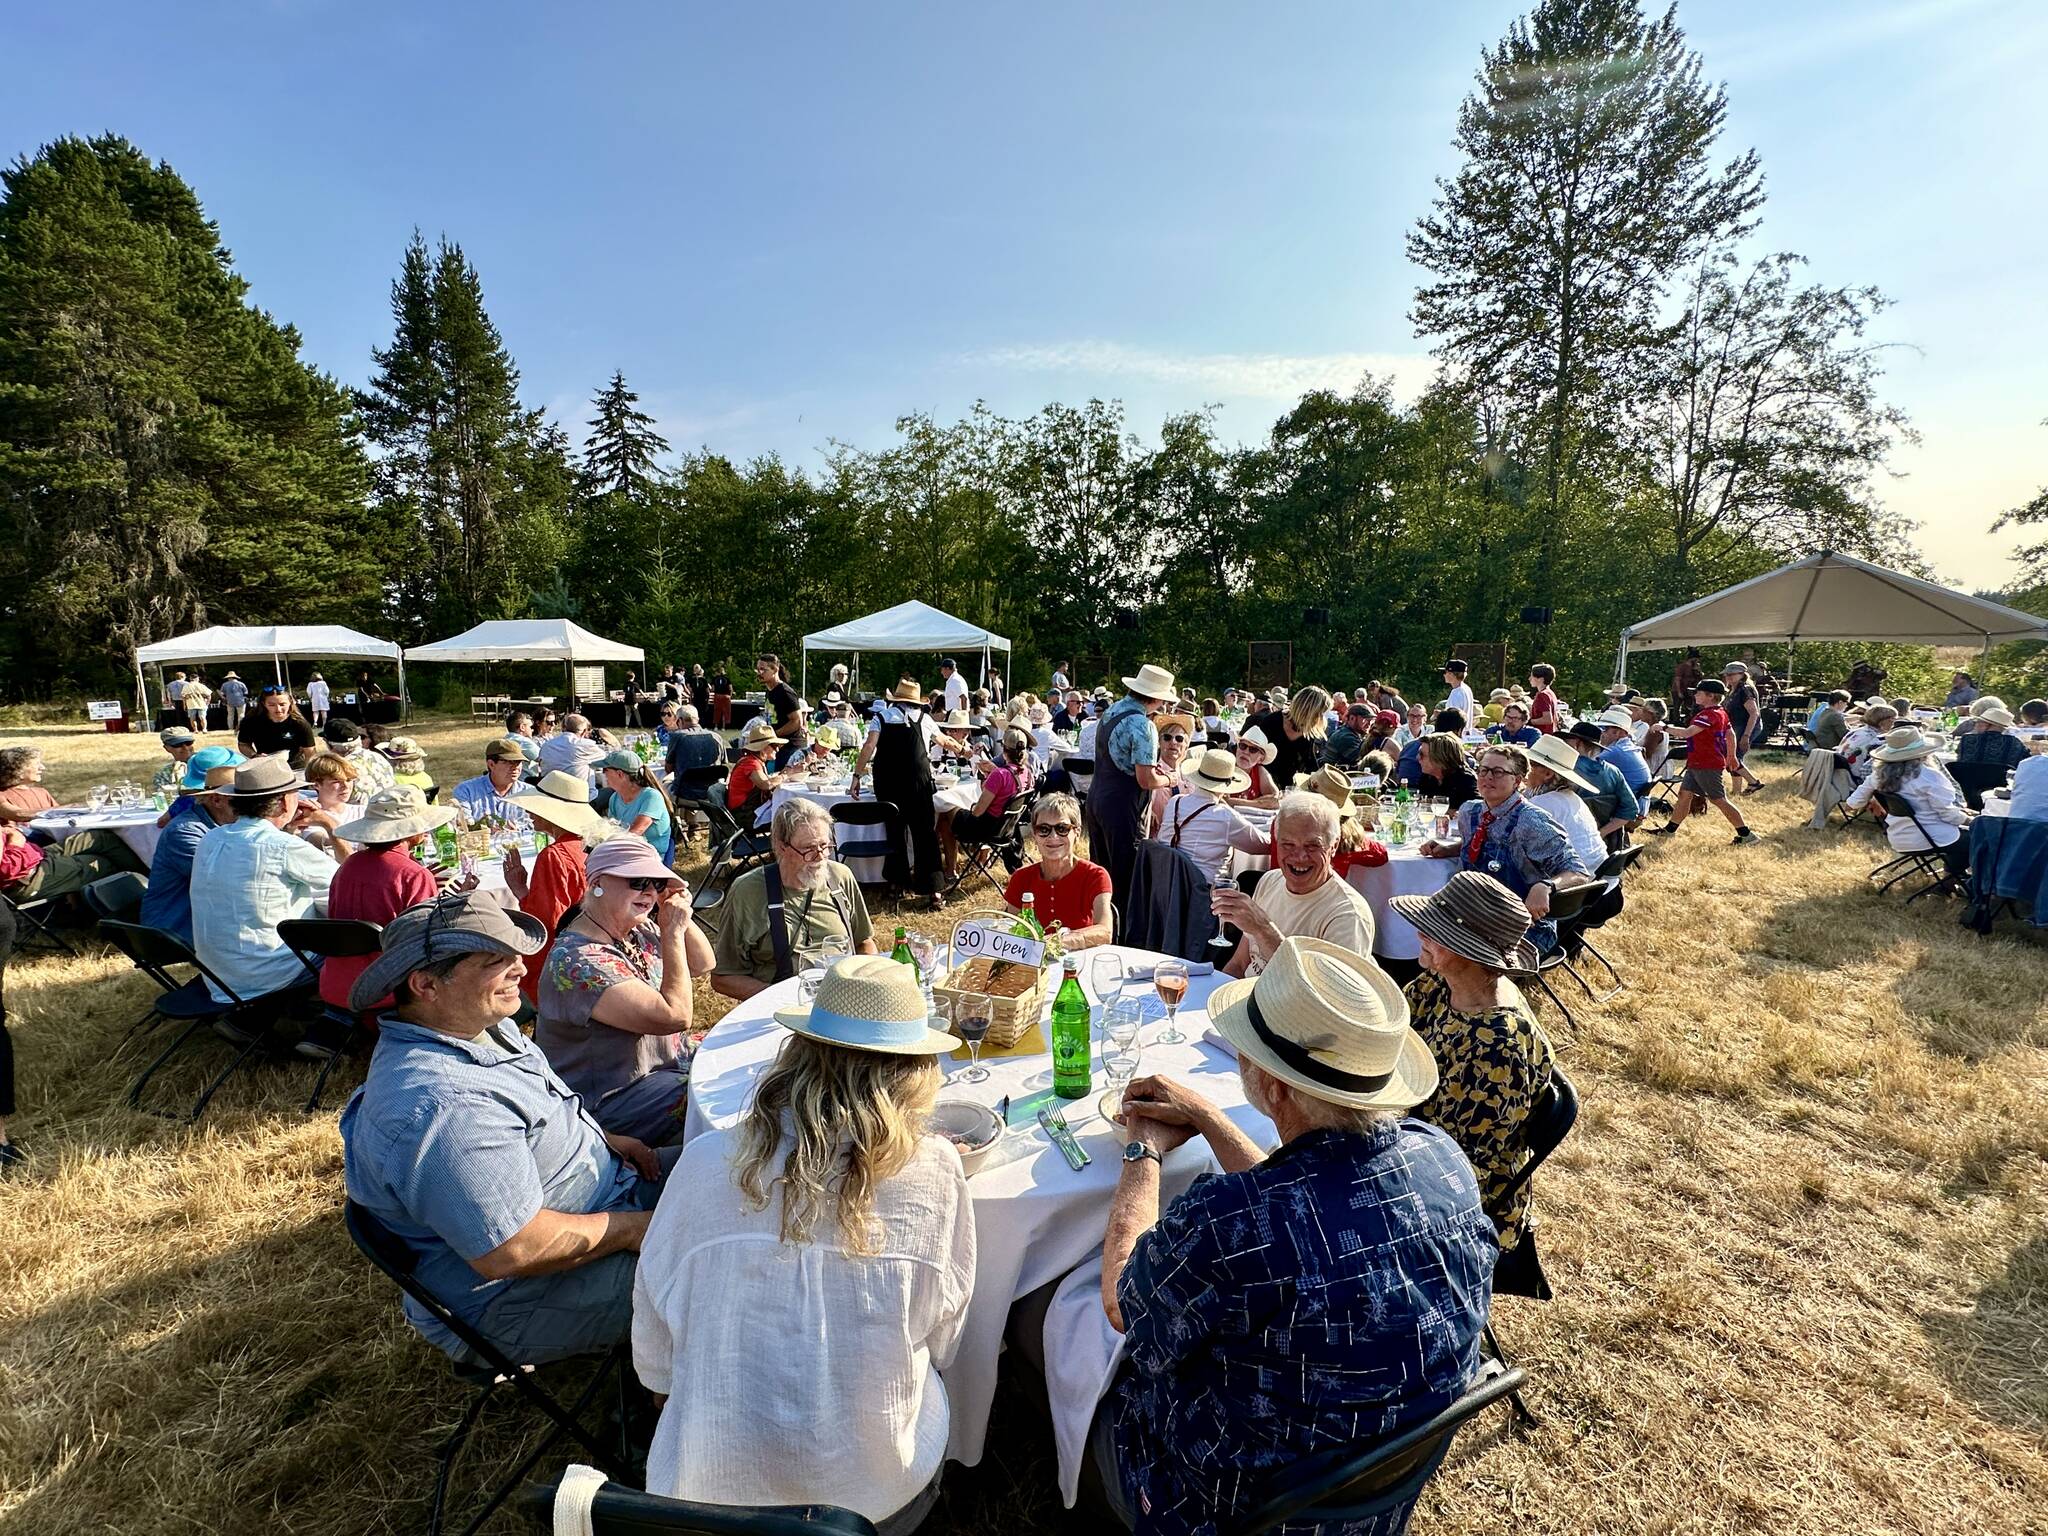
[725,719,787,816]
[1001,791,1112,949]
[503,775,607,1001]
[321,788,458,1021]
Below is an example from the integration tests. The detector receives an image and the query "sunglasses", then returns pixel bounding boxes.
[1033,822,1077,837]
[624,876,671,893]
[260,685,287,696]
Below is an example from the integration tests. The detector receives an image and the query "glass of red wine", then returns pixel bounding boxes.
[954,994,993,1084]
[1153,958,1189,1045]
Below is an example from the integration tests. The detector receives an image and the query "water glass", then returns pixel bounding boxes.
[1099,1017,1144,1122]
[89,785,109,812]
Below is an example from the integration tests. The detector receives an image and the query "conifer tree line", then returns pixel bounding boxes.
[0,1,1955,704]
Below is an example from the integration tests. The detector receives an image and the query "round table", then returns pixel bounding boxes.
[29,806,163,866]
[1347,843,1456,960]
[682,944,1277,1469]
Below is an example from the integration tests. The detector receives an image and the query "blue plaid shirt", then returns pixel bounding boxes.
[1112,1122,1497,1536]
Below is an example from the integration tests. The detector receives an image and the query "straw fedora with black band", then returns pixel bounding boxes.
[1206,936,1436,1111]
[773,954,959,1056]
[1184,748,1252,797]
[513,769,609,840]
[1291,764,1360,818]
[1390,870,1542,976]
[1525,734,1596,793]
[1121,664,1177,702]
[738,718,788,752]
[886,679,927,707]
[335,785,456,846]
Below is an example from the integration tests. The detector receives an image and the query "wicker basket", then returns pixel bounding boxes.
[933,955,1050,1049]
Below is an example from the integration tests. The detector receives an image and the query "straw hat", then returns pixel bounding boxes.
[1291,764,1359,818]
[1969,696,2009,719]
[943,709,970,728]
[335,784,456,845]
[380,735,427,765]
[1027,703,1052,727]
[886,679,926,705]
[1207,937,1436,1110]
[1120,663,1177,701]
[348,891,548,1014]
[1526,734,1596,792]
[1184,747,1252,796]
[1592,707,1636,734]
[1390,871,1541,975]
[1155,711,1196,739]
[1237,724,1278,765]
[773,954,959,1055]
[739,718,788,752]
[1976,706,2016,729]
[513,769,608,839]
[1871,726,1940,763]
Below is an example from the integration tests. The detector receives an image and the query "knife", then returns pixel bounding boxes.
[1036,1107,1090,1170]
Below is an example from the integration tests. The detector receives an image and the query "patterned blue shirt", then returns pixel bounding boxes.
[1112,1122,1497,1536]
[1599,739,1652,794]
[1104,696,1161,775]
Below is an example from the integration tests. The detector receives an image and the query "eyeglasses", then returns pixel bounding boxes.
[1033,823,1076,838]
[1476,764,1521,779]
[786,838,833,860]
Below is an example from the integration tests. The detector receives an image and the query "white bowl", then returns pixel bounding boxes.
[929,1100,1003,1174]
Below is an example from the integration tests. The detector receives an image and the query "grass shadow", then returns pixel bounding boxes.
[1924,1233,2048,1439]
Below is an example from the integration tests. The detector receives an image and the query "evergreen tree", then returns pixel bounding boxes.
[581,370,669,503]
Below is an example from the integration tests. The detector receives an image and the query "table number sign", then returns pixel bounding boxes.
[950,920,1045,969]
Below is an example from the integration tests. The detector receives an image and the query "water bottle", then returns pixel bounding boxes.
[890,925,918,977]
[1051,956,1092,1099]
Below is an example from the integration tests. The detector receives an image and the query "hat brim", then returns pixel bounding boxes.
[1529,752,1596,793]
[348,909,548,1014]
[1188,765,1253,796]
[771,1007,961,1056]
[230,775,309,799]
[513,785,608,839]
[334,803,457,844]
[1121,675,1172,700]
[1389,893,1541,976]
[1237,734,1278,765]
[1207,971,1438,1112]
[1872,743,1941,762]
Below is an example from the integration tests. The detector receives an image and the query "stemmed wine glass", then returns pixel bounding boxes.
[1088,950,1122,1065]
[1153,958,1190,1045]
[953,993,993,1085]
[1098,1002,1144,1121]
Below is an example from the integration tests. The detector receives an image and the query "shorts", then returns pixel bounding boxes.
[1681,767,1727,801]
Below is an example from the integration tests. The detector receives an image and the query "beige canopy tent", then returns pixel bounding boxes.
[1616,551,2048,683]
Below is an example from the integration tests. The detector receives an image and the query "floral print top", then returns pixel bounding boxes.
[534,920,690,1111]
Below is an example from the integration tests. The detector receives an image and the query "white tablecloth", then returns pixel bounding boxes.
[1347,844,1456,960]
[1981,794,2012,819]
[29,806,163,866]
[762,778,983,884]
[682,946,1276,1471]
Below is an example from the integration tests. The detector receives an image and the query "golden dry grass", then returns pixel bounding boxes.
[2,720,2045,1535]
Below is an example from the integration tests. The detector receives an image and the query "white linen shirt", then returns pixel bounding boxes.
[191,815,335,1002]
[632,1128,975,1523]
[1846,762,1970,851]
[942,672,970,714]
[1529,788,1609,872]
[1154,789,1269,882]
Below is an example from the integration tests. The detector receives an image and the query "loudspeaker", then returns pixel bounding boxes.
[1113,609,1139,630]
[1304,607,1330,627]
[1520,606,1554,626]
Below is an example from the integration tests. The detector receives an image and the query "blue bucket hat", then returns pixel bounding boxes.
[178,745,245,792]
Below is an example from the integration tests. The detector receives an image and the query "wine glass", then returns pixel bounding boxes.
[797,965,827,1005]
[1088,950,1122,1005]
[953,993,993,1084]
[1153,958,1190,1045]
[1099,1019,1144,1123]
[89,785,109,812]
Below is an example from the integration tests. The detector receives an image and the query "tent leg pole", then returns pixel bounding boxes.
[398,654,408,723]
[801,652,808,704]
[133,655,148,724]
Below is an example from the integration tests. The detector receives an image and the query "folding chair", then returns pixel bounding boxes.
[1064,755,1094,803]
[1526,881,1610,1031]
[947,794,1031,900]
[106,920,312,1122]
[83,871,148,925]
[1592,845,1642,882]
[345,1202,628,1536]
[1947,759,2010,812]
[1482,1067,1580,1429]
[1219,1358,1527,1536]
[2,886,73,955]
[1644,773,1683,813]
[1552,876,1626,1003]
[1872,792,1963,903]
[518,1470,878,1535]
[97,915,225,1047]
[828,800,908,884]
[692,793,771,917]
[276,917,384,1111]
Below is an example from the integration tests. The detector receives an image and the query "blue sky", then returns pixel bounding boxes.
[10,0,2046,588]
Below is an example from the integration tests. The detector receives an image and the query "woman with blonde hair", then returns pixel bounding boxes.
[1245,685,1329,784]
[632,956,971,1533]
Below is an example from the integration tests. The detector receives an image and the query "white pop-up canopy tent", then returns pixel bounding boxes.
[800,599,1011,699]
[1617,551,2048,683]
[405,619,645,696]
[133,624,404,715]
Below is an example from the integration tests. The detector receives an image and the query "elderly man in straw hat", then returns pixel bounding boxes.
[189,756,337,1007]
[1058,937,1495,1532]
[632,955,968,1527]
[341,891,673,1366]
[1212,790,1375,976]
[1085,662,1182,932]
[1392,872,1557,1266]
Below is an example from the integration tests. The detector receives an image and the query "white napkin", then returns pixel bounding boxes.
[1200,1025,1237,1059]
[1122,960,1215,981]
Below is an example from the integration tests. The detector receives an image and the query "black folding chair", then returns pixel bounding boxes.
[947,793,1032,900]
[1482,1067,1580,1428]
[106,920,312,1122]
[97,915,226,1047]
[1872,792,1963,903]
[1947,759,2010,812]
[828,800,908,885]
[1526,881,1611,1030]
[1553,876,1626,1003]
[2,886,73,955]
[1593,844,1642,883]
[276,917,384,1111]
[1644,773,1683,813]
[670,763,727,845]
[345,1201,630,1536]
[518,1472,877,1535]
[83,870,148,925]
[1219,1358,1526,1536]
[692,793,772,918]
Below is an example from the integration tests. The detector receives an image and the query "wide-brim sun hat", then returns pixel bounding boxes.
[1564,719,1604,747]
[178,746,245,792]
[349,892,548,1014]
[739,719,788,751]
[1969,696,2009,719]
[1978,706,2017,729]
[1121,663,1177,701]
[1155,711,1197,739]
[513,770,609,839]
[1391,870,1542,976]
[380,735,427,764]
[1207,936,1436,1111]
[584,831,683,888]
[887,679,926,705]
[1871,728,1940,762]
[1526,734,1597,792]
[774,954,959,1055]
[335,784,456,844]
[1185,748,1252,796]
[1592,707,1636,733]
[1237,724,1278,765]
[228,755,307,798]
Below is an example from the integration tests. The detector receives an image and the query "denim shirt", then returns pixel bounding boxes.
[1113,1123,1497,1536]
[340,1017,645,1356]
[140,798,214,947]
[1452,794,1587,951]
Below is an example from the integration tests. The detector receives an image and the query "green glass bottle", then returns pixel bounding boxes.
[890,925,919,978]
[433,820,459,868]
[1051,955,1091,1099]
[1012,891,1045,941]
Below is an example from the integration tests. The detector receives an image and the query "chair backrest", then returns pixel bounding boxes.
[1224,1360,1527,1536]
[276,917,385,960]
[1593,844,1642,881]
[98,918,248,1003]
[1064,756,1094,776]
[525,1477,879,1536]
[84,871,148,923]
[1877,790,1946,849]
[343,1200,526,1376]
[676,763,727,792]
[1496,1064,1579,1211]
[1947,760,2009,810]
[1546,877,1611,926]
[827,800,903,832]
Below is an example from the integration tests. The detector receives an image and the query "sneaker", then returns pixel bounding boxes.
[1650,824,1681,837]
[1732,827,1758,845]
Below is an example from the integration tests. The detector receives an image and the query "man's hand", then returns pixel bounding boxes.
[605,1132,661,1181]
[1120,1075,1211,1154]
[1525,881,1552,920]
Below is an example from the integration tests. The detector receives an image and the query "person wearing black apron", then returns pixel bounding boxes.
[854,680,970,910]
[1084,664,1179,939]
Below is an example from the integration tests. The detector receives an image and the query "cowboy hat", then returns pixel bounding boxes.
[739,718,788,751]
[1592,707,1636,733]
[1291,764,1360,817]
[1871,727,1940,763]
[177,745,244,792]
[1602,683,1632,698]
[1236,724,1278,765]
[1526,734,1597,792]
[1207,937,1436,1111]
[1390,871,1542,976]
[1120,663,1177,701]
[513,769,609,840]
[348,891,548,1014]
[584,832,682,889]
[1184,747,1252,796]
[335,784,456,845]
[227,755,307,798]
[886,679,927,705]
[773,954,958,1056]
[1564,719,1605,748]
[1155,711,1197,739]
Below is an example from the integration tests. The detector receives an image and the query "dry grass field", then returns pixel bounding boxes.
[2,716,2044,1535]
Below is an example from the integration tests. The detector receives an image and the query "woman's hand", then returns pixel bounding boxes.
[655,885,691,932]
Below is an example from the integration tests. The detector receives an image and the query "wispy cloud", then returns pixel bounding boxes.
[963,340,1438,403]
[1706,0,2023,81]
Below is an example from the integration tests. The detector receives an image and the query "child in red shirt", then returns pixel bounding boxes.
[1651,679,1755,844]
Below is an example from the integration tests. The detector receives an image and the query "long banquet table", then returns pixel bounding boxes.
[27,805,164,866]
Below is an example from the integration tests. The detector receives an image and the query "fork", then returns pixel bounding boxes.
[1039,1104,1090,1169]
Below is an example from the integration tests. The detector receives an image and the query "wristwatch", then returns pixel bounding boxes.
[1122,1141,1162,1167]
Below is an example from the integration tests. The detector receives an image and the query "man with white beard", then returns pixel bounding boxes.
[708,797,879,1000]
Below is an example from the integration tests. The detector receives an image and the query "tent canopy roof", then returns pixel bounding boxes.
[135,624,400,664]
[404,619,644,664]
[1621,551,2048,654]
[802,599,1010,654]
